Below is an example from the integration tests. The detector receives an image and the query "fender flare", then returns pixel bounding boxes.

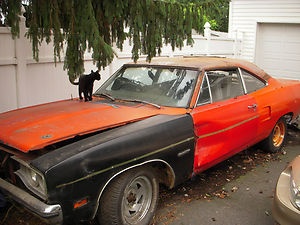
[91,159,175,219]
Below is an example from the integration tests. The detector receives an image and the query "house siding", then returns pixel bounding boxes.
[229,0,300,62]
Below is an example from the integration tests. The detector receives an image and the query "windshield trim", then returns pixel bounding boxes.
[123,63,200,72]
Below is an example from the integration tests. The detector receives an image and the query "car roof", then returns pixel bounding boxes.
[125,57,271,80]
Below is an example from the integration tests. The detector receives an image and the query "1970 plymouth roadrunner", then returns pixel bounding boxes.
[0,57,299,225]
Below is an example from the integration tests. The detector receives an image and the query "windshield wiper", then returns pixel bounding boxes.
[122,99,161,109]
[95,94,160,109]
[95,93,115,101]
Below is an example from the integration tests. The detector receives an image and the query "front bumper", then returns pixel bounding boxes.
[0,178,63,225]
[272,168,300,225]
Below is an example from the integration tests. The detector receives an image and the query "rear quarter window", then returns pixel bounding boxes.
[240,69,266,93]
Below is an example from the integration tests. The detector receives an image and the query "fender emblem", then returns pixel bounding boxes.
[177,149,191,157]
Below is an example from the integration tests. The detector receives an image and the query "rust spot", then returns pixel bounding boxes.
[41,134,52,139]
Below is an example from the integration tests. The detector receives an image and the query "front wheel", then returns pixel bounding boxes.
[98,167,159,225]
[262,117,287,153]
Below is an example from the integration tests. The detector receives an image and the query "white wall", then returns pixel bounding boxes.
[0,16,240,113]
[229,0,300,62]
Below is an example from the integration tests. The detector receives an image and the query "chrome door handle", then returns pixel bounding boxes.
[248,104,257,109]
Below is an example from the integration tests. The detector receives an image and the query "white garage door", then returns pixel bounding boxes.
[255,23,300,80]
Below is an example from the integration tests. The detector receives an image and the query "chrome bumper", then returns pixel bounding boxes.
[0,178,63,225]
[272,168,300,225]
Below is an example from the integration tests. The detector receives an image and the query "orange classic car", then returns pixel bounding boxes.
[0,57,299,225]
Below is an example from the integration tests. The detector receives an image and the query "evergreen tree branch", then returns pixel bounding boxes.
[2,0,229,81]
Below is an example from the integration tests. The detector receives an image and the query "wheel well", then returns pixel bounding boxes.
[93,160,175,219]
[149,161,175,189]
[283,112,293,124]
[106,160,175,191]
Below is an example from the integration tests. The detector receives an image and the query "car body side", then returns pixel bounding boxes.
[190,65,300,173]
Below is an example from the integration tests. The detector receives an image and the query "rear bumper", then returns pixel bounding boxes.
[272,168,300,225]
[0,178,63,225]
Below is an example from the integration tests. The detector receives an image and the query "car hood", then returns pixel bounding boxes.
[0,99,173,152]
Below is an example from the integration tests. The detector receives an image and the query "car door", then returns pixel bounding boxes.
[191,69,259,173]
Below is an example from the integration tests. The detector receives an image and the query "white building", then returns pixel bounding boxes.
[228,0,300,79]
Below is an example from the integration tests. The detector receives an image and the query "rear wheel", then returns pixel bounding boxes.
[98,167,159,225]
[262,117,287,153]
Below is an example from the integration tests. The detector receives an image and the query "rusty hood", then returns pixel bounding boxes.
[0,99,166,152]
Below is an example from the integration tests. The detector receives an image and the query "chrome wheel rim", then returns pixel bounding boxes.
[122,175,153,224]
[272,121,286,147]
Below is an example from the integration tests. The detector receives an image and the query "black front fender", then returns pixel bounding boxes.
[31,114,195,223]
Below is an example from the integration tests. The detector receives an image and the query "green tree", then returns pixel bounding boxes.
[178,0,229,32]
[0,0,229,81]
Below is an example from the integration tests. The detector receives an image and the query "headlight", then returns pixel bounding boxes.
[291,175,300,210]
[29,169,44,189]
[15,164,47,200]
[31,170,38,184]
[289,156,300,210]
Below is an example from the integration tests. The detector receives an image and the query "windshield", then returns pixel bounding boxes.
[95,66,199,108]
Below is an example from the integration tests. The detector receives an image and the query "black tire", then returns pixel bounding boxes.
[98,167,159,225]
[262,117,287,153]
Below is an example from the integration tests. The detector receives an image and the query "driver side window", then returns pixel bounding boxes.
[197,75,211,106]
[197,69,245,105]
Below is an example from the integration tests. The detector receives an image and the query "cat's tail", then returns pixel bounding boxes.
[69,77,79,85]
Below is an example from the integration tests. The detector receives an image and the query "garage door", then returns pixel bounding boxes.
[255,23,300,80]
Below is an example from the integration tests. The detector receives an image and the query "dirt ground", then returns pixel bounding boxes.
[0,127,299,225]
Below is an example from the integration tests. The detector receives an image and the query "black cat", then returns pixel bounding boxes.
[70,70,101,101]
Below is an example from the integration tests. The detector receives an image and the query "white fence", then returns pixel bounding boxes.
[0,14,242,113]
